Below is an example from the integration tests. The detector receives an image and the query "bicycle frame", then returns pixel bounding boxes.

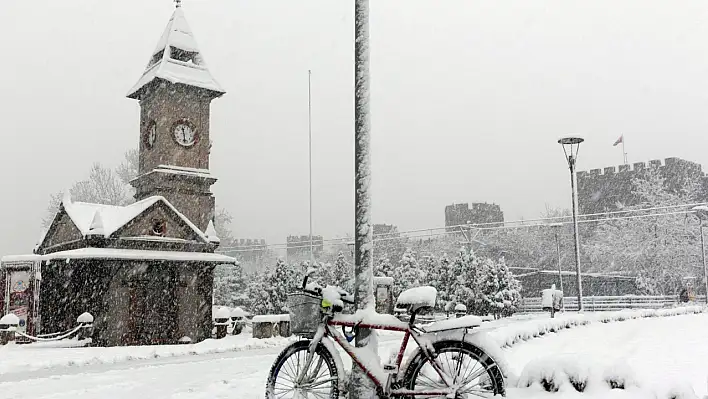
[309,316,461,397]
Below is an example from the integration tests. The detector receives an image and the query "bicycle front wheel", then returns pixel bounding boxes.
[266,340,340,399]
[402,340,505,398]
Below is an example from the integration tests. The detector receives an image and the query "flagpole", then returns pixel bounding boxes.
[622,136,627,165]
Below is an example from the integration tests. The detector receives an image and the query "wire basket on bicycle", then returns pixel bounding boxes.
[286,291,321,338]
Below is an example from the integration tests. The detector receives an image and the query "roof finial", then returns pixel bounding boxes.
[175,0,181,8]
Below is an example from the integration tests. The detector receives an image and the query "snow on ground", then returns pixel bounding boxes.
[0,312,705,398]
[0,331,293,376]
[505,312,708,398]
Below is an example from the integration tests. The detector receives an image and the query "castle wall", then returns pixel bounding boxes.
[577,157,708,214]
[445,202,504,229]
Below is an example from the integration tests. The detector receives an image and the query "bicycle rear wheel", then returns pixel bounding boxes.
[266,340,340,399]
[401,340,505,398]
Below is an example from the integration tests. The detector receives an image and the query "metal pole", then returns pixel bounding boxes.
[352,0,376,397]
[555,226,564,311]
[308,70,314,266]
[569,155,584,311]
[701,223,708,304]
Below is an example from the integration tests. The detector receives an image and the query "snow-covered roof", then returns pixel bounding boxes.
[46,194,209,245]
[40,248,237,263]
[1,254,43,263]
[127,8,224,99]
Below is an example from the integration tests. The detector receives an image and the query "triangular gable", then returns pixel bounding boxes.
[110,197,209,243]
[38,195,209,250]
[127,8,224,99]
[64,196,164,237]
[36,205,83,252]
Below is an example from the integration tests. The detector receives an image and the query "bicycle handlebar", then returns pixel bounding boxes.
[300,286,355,305]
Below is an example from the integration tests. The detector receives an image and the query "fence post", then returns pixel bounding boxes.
[0,314,19,345]
[76,312,94,341]
[213,307,230,339]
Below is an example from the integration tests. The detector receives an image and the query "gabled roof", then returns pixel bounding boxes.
[38,195,210,252]
[127,8,225,99]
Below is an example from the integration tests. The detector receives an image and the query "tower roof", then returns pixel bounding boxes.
[127,8,225,100]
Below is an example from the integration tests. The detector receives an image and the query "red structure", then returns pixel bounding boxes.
[0,257,41,339]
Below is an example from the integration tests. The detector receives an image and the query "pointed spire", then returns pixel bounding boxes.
[127,7,225,99]
[205,220,220,243]
[87,211,105,237]
[62,191,73,208]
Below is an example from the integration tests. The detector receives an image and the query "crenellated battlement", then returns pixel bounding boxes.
[577,158,687,178]
[576,157,706,215]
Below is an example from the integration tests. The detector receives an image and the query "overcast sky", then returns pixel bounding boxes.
[2,0,708,255]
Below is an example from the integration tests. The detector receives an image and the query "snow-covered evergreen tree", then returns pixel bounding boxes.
[450,248,479,310]
[390,249,426,297]
[474,257,521,318]
[375,256,394,278]
[213,262,248,308]
[245,259,303,315]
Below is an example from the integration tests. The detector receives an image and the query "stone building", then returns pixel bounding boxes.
[445,202,504,231]
[1,5,237,346]
[577,157,707,215]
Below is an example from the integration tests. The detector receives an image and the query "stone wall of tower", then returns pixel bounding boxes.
[577,157,708,215]
[138,83,212,174]
[444,202,504,230]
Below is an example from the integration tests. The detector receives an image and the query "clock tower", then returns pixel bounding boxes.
[127,4,225,232]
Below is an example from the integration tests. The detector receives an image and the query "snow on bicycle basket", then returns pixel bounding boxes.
[287,291,321,338]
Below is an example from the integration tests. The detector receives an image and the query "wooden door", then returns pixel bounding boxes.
[126,266,178,345]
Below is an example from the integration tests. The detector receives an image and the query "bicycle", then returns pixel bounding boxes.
[265,271,507,398]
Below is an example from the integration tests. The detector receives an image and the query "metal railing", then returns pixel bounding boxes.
[518,295,703,313]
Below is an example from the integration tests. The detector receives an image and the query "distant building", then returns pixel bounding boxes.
[445,203,504,230]
[287,235,324,260]
[222,239,267,263]
[577,157,707,215]
[373,223,398,237]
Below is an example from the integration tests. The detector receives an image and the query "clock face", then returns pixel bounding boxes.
[173,122,196,147]
[145,120,157,149]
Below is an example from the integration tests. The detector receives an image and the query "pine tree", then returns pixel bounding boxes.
[450,248,480,311]
[213,263,248,307]
[474,257,522,318]
[391,250,426,297]
[375,256,394,278]
[245,270,274,315]
[245,259,303,315]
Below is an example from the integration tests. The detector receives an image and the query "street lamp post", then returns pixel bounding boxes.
[548,223,564,311]
[558,137,584,311]
[692,206,708,303]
